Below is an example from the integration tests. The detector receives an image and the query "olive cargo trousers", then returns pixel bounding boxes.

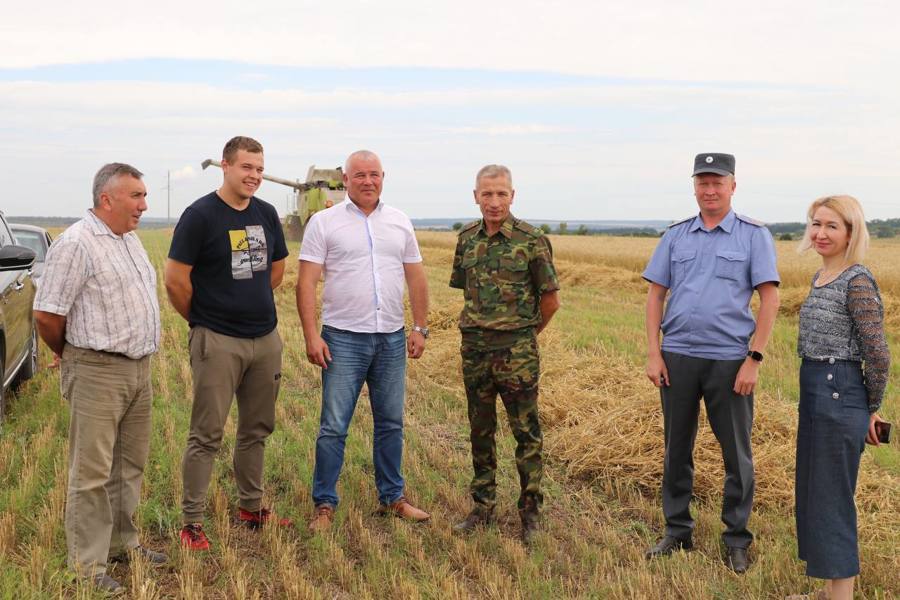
[181,326,282,524]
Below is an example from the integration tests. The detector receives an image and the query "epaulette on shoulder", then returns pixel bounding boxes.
[735,213,767,227]
[512,219,542,237]
[458,220,481,236]
[667,215,694,228]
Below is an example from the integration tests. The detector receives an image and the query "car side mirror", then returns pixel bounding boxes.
[0,244,37,271]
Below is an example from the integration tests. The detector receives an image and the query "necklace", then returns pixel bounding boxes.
[816,263,850,286]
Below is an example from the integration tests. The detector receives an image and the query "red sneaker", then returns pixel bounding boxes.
[238,507,292,529]
[180,523,210,551]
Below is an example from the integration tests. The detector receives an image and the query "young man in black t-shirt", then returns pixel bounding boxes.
[165,136,290,550]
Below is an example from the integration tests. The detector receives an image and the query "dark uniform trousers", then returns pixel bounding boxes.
[661,351,755,548]
[461,329,543,510]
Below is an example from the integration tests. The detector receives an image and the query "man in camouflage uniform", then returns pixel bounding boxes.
[450,164,560,544]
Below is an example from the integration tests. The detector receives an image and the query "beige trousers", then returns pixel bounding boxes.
[61,345,152,577]
[181,326,282,524]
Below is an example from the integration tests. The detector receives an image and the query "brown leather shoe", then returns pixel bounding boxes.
[308,504,335,533]
[377,496,430,522]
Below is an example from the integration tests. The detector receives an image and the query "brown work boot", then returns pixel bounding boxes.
[519,498,540,545]
[453,505,494,533]
[308,504,335,533]
[376,496,430,522]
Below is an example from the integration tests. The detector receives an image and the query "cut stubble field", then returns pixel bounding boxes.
[0,230,897,599]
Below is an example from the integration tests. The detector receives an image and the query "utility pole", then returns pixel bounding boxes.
[161,170,172,227]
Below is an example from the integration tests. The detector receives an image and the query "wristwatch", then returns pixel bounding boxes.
[412,325,430,339]
[747,350,764,362]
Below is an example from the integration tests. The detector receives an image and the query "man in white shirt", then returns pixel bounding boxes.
[297,150,430,531]
[34,163,164,594]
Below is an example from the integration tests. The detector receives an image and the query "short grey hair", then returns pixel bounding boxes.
[344,150,382,174]
[93,163,144,207]
[475,164,513,188]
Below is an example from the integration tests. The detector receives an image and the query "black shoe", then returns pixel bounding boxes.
[645,535,693,559]
[520,511,540,545]
[453,506,494,533]
[519,498,540,545]
[725,546,750,573]
[109,545,168,565]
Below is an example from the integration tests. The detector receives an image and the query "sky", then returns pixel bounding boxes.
[2,1,899,223]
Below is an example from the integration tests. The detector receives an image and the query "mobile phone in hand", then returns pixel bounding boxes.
[875,421,892,444]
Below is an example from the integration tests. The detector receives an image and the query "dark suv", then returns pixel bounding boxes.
[0,211,38,421]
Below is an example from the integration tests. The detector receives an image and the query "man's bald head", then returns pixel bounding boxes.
[345,150,382,175]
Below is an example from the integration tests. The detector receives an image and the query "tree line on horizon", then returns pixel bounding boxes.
[451,218,900,239]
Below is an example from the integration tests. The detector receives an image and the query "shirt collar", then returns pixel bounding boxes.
[345,198,384,216]
[689,208,736,233]
[479,214,516,239]
[85,209,121,238]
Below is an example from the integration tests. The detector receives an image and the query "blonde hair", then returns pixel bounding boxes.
[798,195,869,264]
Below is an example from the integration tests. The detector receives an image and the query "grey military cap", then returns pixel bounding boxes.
[692,153,735,177]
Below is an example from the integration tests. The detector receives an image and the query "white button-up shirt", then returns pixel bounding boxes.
[34,210,160,358]
[299,199,422,333]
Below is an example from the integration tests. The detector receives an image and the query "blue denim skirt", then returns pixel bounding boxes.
[795,358,870,579]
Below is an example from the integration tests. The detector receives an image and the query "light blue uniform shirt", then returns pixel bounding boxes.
[642,209,780,360]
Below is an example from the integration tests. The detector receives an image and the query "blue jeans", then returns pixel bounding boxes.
[312,326,406,507]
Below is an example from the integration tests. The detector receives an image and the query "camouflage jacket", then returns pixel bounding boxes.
[450,215,559,332]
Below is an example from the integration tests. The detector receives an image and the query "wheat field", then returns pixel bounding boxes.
[0,230,897,599]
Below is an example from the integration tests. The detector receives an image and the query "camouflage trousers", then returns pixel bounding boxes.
[461,330,543,510]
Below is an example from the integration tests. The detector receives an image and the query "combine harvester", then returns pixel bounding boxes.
[201,159,346,241]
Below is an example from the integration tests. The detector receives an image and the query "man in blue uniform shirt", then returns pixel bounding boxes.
[642,153,780,573]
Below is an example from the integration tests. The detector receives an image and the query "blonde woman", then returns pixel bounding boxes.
[790,195,890,600]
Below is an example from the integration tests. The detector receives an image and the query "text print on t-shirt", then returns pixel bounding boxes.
[229,225,268,280]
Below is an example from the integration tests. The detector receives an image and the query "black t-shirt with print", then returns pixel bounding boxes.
[169,192,289,338]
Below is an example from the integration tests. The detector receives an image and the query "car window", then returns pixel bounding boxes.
[13,230,47,261]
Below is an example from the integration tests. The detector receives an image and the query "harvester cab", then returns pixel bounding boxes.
[200,159,346,241]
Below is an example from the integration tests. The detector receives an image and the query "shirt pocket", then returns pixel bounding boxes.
[497,256,533,317]
[714,251,747,281]
[671,250,697,283]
